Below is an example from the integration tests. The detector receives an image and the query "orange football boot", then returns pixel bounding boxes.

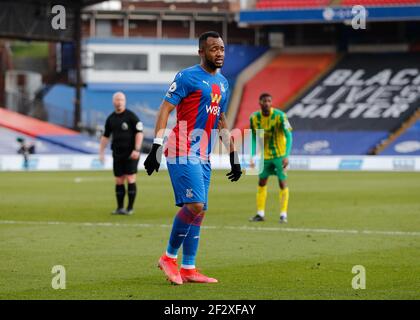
[158,254,183,285]
[180,268,218,283]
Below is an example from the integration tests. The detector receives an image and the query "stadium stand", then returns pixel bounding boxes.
[222,44,269,87]
[0,108,103,154]
[380,120,420,155]
[0,126,77,155]
[292,131,389,155]
[234,53,336,131]
[0,108,77,137]
[285,53,420,155]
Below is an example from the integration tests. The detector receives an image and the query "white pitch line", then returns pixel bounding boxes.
[1,220,420,237]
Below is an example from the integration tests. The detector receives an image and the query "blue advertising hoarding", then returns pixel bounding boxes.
[240,5,420,25]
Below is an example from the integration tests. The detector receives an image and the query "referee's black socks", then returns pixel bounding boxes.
[127,183,137,211]
[115,184,125,209]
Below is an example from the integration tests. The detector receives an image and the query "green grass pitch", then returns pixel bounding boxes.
[0,170,419,300]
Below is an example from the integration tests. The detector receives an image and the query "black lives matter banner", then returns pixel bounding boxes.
[286,54,420,131]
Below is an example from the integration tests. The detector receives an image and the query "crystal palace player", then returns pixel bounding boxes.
[144,31,242,285]
[99,92,144,215]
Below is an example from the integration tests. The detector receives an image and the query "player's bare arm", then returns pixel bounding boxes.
[144,100,176,175]
[218,112,235,153]
[282,118,293,170]
[249,121,256,169]
[129,132,144,160]
[282,157,289,169]
[155,100,177,139]
[99,136,109,164]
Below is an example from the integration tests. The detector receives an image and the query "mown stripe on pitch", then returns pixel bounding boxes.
[1,220,420,237]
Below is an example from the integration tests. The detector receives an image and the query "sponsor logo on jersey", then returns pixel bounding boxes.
[202,80,210,87]
[206,105,221,116]
[210,93,222,104]
[206,84,222,116]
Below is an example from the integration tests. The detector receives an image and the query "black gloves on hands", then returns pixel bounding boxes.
[144,143,163,175]
[227,151,242,182]
[145,144,241,181]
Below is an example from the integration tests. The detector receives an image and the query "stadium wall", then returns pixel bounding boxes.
[83,38,199,84]
[1,154,420,172]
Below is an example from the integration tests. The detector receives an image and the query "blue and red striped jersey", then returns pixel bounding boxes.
[164,64,230,159]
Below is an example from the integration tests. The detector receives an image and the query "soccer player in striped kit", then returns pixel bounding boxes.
[249,93,293,223]
[144,31,242,285]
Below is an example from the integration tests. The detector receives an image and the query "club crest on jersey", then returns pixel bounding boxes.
[121,122,128,130]
[186,188,193,198]
[220,82,226,93]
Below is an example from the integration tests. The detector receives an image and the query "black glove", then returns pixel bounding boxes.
[226,151,242,182]
[144,143,163,175]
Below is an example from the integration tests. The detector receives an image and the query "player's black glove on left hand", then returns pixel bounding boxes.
[144,143,163,175]
[227,151,242,182]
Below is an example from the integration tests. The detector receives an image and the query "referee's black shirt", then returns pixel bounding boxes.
[103,109,143,158]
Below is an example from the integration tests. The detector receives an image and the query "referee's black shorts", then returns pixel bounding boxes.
[113,154,139,177]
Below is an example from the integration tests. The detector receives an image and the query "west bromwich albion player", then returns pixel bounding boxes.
[144,31,242,285]
[249,93,293,223]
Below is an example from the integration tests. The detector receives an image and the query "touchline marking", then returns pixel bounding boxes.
[1,220,420,237]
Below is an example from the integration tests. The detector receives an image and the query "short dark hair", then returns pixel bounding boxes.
[259,93,272,101]
[199,31,221,49]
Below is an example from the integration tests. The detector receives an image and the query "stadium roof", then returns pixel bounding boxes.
[11,0,106,6]
[0,0,107,41]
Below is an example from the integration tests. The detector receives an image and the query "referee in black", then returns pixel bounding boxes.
[99,92,144,215]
